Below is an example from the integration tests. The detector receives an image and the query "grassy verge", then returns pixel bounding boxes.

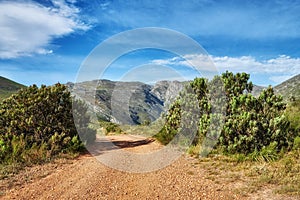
[195,149,300,197]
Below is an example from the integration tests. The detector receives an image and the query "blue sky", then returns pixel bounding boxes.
[0,0,299,86]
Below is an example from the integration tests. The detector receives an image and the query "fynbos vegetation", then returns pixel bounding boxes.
[0,83,95,164]
[156,71,299,160]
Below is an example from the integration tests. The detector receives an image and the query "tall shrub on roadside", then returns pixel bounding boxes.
[0,83,96,163]
[156,71,296,156]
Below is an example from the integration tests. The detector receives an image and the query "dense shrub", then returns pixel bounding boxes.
[0,83,96,164]
[156,71,297,156]
[220,86,294,154]
[156,78,210,144]
[286,99,300,133]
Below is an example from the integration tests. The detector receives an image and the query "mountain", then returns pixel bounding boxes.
[0,76,26,101]
[251,84,266,97]
[250,74,300,99]
[274,74,300,100]
[68,80,184,125]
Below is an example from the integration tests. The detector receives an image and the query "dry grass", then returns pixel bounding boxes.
[196,149,300,198]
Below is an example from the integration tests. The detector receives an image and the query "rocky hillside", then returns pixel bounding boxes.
[0,76,25,101]
[68,80,185,125]
[274,74,300,100]
[250,74,300,99]
[251,85,266,97]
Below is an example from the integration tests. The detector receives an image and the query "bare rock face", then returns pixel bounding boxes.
[151,80,185,109]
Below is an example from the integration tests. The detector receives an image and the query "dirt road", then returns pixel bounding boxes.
[2,135,245,199]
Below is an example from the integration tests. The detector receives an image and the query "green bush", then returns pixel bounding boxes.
[157,71,297,157]
[0,83,96,164]
[99,120,124,135]
[286,99,300,133]
[220,87,294,154]
[293,136,300,150]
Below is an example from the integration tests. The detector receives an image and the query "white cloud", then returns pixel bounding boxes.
[152,54,215,72]
[213,55,300,75]
[151,54,300,84]
[0,0,89,59]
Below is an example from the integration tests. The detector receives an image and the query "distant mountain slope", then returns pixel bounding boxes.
[274,74,300,100]
[68,80,184,125]
[251,85,266,97]
[251,74,300,99]
[0,76,26,101]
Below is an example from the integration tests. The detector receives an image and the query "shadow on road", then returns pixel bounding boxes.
[112,138,155,148]
[87,136,155,156]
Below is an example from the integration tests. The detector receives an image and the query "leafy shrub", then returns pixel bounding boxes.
[0,83,96,164]
[157,71,297,157]
[220,87,294,154]
[99,120,124,135]
[249,142,279,162]
[293,136,300,150]
[155,99,182,144]
[286,99,300,133]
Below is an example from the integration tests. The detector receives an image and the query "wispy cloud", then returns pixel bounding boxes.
[151,54,300,85]
[152,54,214,73]
[0,0,90,59]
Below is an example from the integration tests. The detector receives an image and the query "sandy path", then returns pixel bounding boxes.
[2,135,242,199]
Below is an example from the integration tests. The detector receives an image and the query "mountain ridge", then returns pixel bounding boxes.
[0,76,26,101]
[274,74,300,100]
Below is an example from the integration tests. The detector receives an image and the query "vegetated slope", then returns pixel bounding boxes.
[274,74,300,100]
[251,74,300,99]
[68,80,184,125]
[0,76,25,101]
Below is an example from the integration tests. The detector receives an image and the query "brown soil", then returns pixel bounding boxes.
[0,135,296,199]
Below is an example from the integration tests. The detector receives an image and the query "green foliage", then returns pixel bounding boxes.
[155,77,208,145]
[219,73,295,154]
[157,71,297,158]
[286,99,300,133]
[221,71,253,98]
[220,86,294,154]
[0,83,95,164]
[99,120,123,135]
[293,136,300,150]
[248,142,279,162]
[155,99,182,144]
